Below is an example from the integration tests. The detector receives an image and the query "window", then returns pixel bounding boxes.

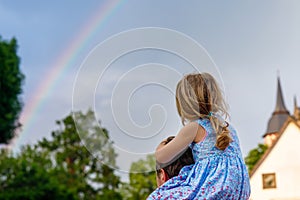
[262,173,276,189]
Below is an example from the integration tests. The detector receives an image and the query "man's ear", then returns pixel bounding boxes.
[160,169,169,182]
[157,168,169,187]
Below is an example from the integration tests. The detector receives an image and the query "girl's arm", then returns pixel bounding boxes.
[155,121,200,164]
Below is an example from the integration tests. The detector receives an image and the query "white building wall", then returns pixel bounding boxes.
[250,122,300,200]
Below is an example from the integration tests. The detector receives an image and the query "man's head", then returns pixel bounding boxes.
[155,136,195,187]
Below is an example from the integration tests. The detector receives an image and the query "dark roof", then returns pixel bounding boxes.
[264,113,289,136]
[264,77,290,137]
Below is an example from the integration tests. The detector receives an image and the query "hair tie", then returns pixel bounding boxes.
[206,112,226,124]
[207,111,213,118]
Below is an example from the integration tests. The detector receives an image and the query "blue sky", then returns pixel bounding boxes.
[1,0,300,175]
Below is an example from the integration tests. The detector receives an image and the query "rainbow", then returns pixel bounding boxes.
[12,0,124,150]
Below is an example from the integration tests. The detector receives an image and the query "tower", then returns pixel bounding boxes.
[263,77,290,146]
[293,96,300,122]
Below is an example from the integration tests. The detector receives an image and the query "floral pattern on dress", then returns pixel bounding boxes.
[147,118,250,200]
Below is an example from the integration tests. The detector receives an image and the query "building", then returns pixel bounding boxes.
[250,77,300,200]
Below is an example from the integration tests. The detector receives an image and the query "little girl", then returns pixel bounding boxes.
[148,73,250,199]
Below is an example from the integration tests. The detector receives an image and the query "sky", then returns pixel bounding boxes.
[1,0,300,178]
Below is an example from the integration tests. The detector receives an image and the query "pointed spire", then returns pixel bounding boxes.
[274,76,288,113]
[294,95,300,120]
[264,75,290,137]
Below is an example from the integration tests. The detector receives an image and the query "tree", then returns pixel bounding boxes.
[0,110,122,199]
[0,147,75,200]
[38,110,122,199]
[245,143,268,174]
[123,155,157,200]
[0,36,25,144]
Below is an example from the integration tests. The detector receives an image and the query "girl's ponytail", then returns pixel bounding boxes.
[209,115,232,151]
[216,123,231,150]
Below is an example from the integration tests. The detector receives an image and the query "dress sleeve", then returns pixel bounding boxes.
[155,121,199,164]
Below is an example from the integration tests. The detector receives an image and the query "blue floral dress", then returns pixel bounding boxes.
[147,118,251,200]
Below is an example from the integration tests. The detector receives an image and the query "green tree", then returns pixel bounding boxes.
[38,110,122,199]
[0,147,75,200]
[245,143,268,173]
[123,155,157,200]
[0,110,122,200]
[0,36,25,144]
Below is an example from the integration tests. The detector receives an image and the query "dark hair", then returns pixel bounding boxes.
[156,136,195,179]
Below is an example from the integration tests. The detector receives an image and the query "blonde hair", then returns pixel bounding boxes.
[176,73,232,150]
